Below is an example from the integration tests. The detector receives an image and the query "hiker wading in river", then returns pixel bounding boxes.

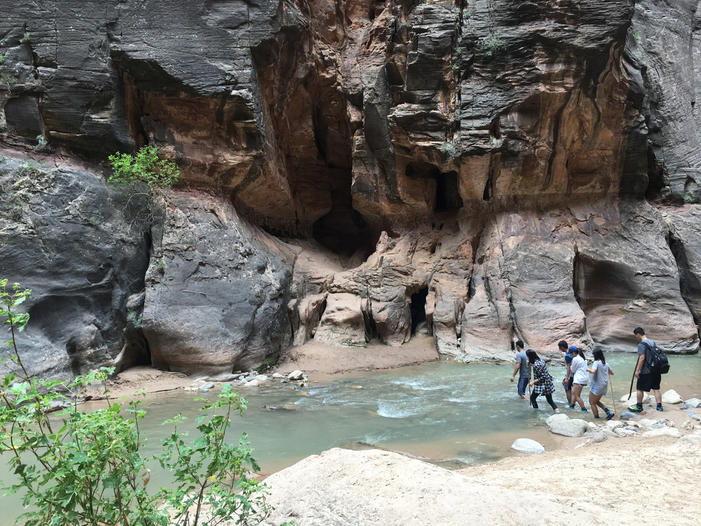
[587,348,615,420]
[558,340,573,406]
[569,347,589,412]
[510,340,530,400]
[629,327,664,412]
[526,350,559,412]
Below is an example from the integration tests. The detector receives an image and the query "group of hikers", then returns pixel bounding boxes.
[509,327,667,418]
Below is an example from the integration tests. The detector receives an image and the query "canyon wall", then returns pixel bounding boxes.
[1,0,700,376]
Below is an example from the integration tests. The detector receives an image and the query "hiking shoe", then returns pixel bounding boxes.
[656,404,663,412]
[580,408,588,413]
[594,415,600,419]
[628,404,643,413]
[605,412,615,421]
[568,405,575,410]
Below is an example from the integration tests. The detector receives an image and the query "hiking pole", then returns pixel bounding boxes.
[628,368,635,400]
[609,375,617,414]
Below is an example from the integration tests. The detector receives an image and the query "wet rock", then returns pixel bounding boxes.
[272,373,285,379]
[199,381,215,393]
[511,438,544,455]
[142,192,294,375]
[620,411,638,421]
[243,380,260,388]
[287,370,305,381]
[0,157,150,379]
[661,390,683,404]
[682,398,701,409]
[546,414,588,438]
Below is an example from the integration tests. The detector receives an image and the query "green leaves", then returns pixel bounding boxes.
[108,146,180,190]
[1,279,269,525]
[157,388,270,525]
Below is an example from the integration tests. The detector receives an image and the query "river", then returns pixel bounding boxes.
[2,353,700,524]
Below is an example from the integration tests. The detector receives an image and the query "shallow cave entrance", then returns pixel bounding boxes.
[405,162,463,213]
[573,252,638,314]
[312,203,378,260]
[410,287,429,335]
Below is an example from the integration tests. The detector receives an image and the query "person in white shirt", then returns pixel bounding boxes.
[569,347,588,413]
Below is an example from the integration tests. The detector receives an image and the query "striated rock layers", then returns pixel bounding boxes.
[1,0,701,375]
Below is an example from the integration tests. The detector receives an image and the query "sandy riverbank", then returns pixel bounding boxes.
[272,334,440,380]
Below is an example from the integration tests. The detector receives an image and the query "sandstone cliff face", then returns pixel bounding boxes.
[1,0,700,375]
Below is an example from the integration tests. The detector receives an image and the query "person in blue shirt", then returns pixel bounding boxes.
[509,340,530,400]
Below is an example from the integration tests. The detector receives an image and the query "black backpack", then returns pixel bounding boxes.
[643,340,670,374]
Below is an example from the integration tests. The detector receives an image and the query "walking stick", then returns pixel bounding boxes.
[628,369,635,400]
[609,375,617,414]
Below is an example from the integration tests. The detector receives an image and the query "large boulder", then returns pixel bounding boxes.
[261,448,606,526]
[546,414,589,437]
[142,191,294,374]
[0,157,150,378]
[662,390,684,404]
[313,293,368,347]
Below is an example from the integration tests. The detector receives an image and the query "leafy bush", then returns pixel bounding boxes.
[108,146,180,190]
[0,280,268,526]
[480,34,507,57]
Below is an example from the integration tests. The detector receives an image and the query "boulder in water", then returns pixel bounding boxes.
[511,438,545,454]
[287,370,305,381]
[662,390,683,404]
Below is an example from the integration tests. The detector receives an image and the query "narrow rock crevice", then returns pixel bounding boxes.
[666,231,701,336]
[410,286,429,335]
[571,246,589,337]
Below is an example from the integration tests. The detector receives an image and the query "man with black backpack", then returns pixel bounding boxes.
[628,327,668,413]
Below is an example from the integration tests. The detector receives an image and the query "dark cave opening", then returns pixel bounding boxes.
[646,147,665,201]
[405,162,464,213]
[410,286,429,335]
[312,201,378,260]
[435,170,463,212]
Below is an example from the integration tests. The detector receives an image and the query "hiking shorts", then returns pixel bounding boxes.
[517,376,529,397]
[637,372,661,392]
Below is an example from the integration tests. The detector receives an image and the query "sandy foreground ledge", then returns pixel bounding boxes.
[256,432,701,526]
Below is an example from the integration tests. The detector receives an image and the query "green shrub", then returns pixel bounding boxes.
[480,34,506,57]
[108,146,180,190]
[0,280,269,526]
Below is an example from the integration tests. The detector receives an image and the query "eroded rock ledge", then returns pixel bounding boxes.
[1,0,700,375]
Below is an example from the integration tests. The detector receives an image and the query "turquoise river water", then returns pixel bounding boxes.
[2,353,700,523]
